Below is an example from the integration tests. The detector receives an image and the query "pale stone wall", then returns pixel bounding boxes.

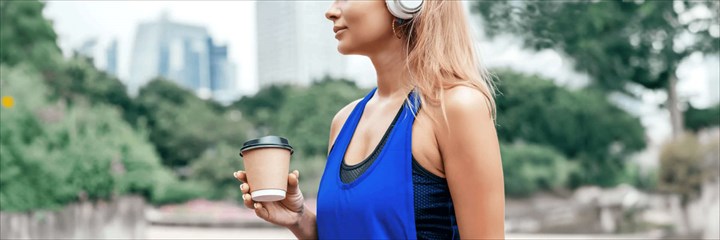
[0,196,146,239]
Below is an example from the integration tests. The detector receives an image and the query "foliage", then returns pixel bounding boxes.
[1,0,138,132]
[494,69,646,187]
[50,57,137,123]
[0,0,62,70]
[134,79,252,168]
[273,77,367,157]
[231,76,367,157]
[474,0,719,136]
[0,65,75,211]
[188,142,244,201]
[500,143,577,198]
[0,64,200,211]
[0,0,214,210]
[230,84,297,134]
[475,0,719,92]
[684,103,720,132]
[2,1,134,121]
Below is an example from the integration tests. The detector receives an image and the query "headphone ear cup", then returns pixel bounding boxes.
[386,0,423,20]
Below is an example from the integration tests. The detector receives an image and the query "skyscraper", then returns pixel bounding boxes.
[105,39,118,77]
[208,39,238,104]
[129,13,228,99]
[256,1,348,87]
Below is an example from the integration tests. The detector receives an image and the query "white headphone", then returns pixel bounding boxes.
[386,0,423,20]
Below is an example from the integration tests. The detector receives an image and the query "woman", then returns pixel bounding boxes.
[233,0,504,239]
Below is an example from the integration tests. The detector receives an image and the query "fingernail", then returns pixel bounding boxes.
[242,194,246,200]
[254,203,261,208]
[233,172,237,178]
[241,184,246,190]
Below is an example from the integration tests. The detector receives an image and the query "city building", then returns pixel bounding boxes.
[129,13,237,103]
[208,41,238,104]
[105,39,118,77]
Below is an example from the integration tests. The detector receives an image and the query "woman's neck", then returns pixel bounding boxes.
[368,42,413,100]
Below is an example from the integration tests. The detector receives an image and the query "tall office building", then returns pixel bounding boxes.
[256,1,348,87]
[129,13,235,100]
[208,40,238,104]
[105,39,118,77]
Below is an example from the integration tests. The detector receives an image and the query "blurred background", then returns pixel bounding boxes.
[0,0,718,239]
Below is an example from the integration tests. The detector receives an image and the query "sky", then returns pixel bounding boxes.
[42,0,718,154]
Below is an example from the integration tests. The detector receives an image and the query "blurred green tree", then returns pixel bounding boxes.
[273,77,367,157]
[0,0,207,209]
[494,69,646,187]
[0,65,74,211]
[230,84,296,134]
[188,142,243,201]
[0,0,62,71]
[230,76,366,157]
[684,103,720,132]
[475,0,720,138]
[1,1,137,124]
[134,79,252,168]
[53,56,137,123]
[500,143,577,197]
[0,64,199,211]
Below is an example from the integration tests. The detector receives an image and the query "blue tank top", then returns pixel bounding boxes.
[317,88,459,239]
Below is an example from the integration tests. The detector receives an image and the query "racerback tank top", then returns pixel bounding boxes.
[317,88,459,239]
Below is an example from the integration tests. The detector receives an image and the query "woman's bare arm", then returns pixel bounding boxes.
[437,86,505,239]
[287,208,317,239]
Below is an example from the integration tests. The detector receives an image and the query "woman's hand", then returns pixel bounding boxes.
[233,170,305,228]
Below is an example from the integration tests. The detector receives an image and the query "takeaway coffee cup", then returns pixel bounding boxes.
[239,136,294,202]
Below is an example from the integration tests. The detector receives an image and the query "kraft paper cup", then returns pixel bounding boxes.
[240,136,293,202]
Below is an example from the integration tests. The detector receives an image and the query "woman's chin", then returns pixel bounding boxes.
[337,45,352,55]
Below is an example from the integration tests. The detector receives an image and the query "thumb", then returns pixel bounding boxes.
[287,170,300,194]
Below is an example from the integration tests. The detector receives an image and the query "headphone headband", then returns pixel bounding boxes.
[386,0,423,20]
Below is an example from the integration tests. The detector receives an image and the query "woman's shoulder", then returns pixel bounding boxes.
[329,98,363,136]
[422,85,492,119]
[443,85,491,113]
[332,98,363,127]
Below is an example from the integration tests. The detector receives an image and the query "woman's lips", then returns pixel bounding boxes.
[335,29,347,39]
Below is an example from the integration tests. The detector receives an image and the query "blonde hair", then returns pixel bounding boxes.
[396,0,496,125]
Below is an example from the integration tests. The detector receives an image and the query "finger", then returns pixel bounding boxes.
[234,171,248,183]
[242,192,255,209]
[254,202,270,220]
[240,183,251,194]
[287,170,300,195]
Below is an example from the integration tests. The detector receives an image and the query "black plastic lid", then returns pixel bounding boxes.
[239,136,294,157]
